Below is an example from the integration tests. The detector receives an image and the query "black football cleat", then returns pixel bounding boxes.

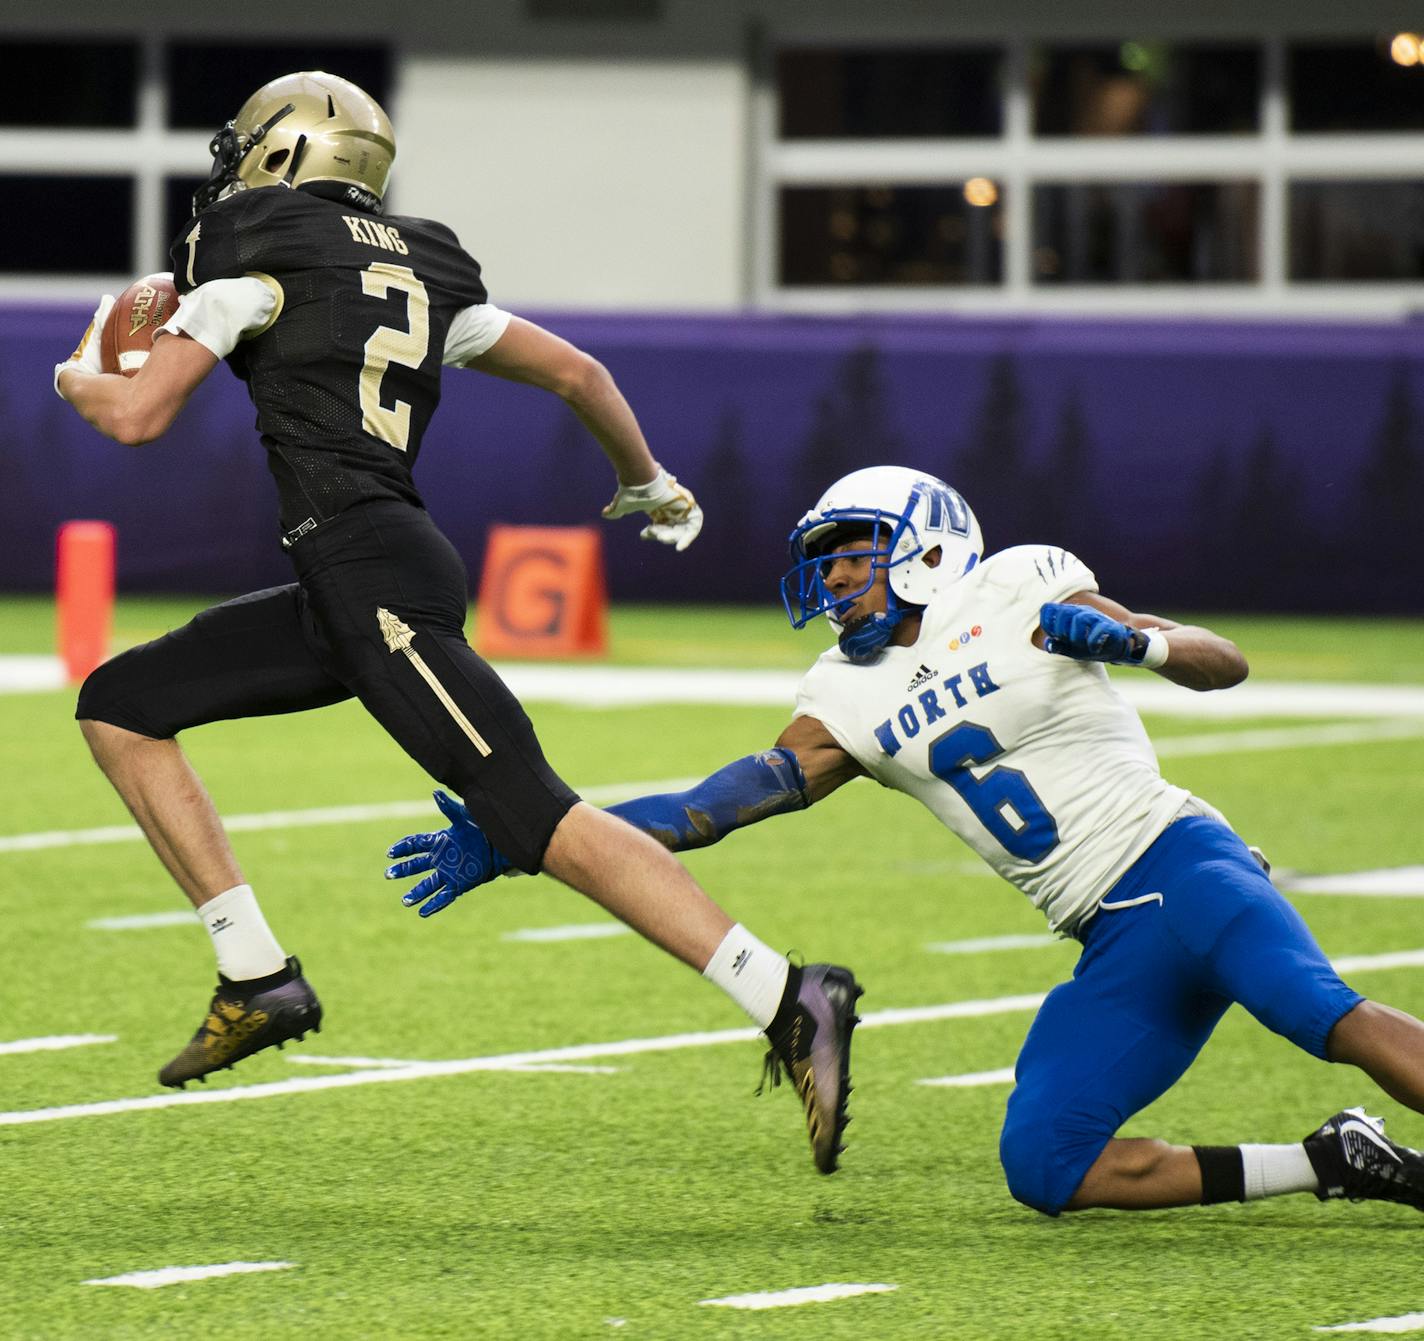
[760,963,863,1175]
[158,956,322,1089]
[1304,1107,1424,1211]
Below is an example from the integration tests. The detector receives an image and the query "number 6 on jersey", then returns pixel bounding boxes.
[929,721,1061,863]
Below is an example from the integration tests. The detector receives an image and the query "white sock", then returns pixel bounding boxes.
[1241,1143,1320,1200]
[199,884,287,981]
[702,924,790,1030]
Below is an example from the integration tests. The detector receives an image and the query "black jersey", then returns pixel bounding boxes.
[169,187,489,536]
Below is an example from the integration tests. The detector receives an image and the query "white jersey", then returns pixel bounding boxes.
[794,545,1192,935]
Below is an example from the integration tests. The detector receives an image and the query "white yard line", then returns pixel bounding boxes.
[1287,867,1424,898]
[502,923,633,943]
[861,994,1048,1028]
[0,655,65,693]
[0,1027,765,1127]
[5,708,1423,860]
[0,1034,116,1056]
[1314,1315,1424,1334]
[912,948,1424,1092]
[467,1063,622,1075]
[700,1283,897,1310]
[0,777,700,856]
[88,912,198,930]
[84,1261,294,1289]
[283,1054,425,1069]
[1155,719,1424,757]
[926,934,1059,955]
[0,994,1049,1128]
[917,1068,1018,1088]
[6,653,1424,716]
[1332,950,1424,974]
[5,950,1419,1128]
[1121,679,1424,721]
[287,1055,619,1075]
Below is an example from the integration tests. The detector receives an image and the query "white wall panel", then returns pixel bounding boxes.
[396,57,747,308]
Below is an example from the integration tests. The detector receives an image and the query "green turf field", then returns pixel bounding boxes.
[2,601,1423,1339]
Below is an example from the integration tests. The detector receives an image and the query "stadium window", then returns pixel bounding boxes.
[164,42,392,130]
[0,40,139,127]
[1289,39,1424,132]
[1032,181,1259,284]
[1031,43,1260,136]
[1290,180,1424,280]
[0,176,133,274]
[777,48,1003,139]
[779,184,1003,286]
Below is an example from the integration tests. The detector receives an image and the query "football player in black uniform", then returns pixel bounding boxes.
[55,72,860,1174]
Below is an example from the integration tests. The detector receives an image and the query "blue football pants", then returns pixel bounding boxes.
[998,816,1364,1215]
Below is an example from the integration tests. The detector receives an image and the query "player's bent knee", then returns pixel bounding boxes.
[1000,1092,1120,1216]
[450,768,578,876]
[75,660,173,741]
[999,1113,1068,1216]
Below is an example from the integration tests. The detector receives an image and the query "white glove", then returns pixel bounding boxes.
[54,294,115,399]
[601,466,704,552]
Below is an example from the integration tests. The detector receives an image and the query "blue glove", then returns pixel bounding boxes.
[385,790,512,917]
[1040,602,1150,665]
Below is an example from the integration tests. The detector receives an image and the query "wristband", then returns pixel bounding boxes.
[1136,627,1170,669]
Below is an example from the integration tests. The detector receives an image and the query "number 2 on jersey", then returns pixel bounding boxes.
[928,722,1060,862]
[359,262,431,451]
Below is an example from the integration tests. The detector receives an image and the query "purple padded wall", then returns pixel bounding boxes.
[7,305,1424,613]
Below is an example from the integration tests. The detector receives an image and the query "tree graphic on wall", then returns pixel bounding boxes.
[701,406,758,572]
[1231,426,1309,603]
[1186,426,1329,611]
[1191,440,1237,603]
[1033,387,1096,553]
[545,406,605,526]
[951,353,1031,546]
[794,344,903,505]
[0,385,55,587]
[1357,365,1424,602]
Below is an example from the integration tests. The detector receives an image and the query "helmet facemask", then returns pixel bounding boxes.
[781,516,910,661]
[191,71,395,217]
[192,103,297,215]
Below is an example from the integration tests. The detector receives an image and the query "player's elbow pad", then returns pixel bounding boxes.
[607,749,809,851]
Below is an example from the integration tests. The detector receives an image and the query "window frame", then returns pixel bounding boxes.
[0,31,395,296]
[752,31,1424,315]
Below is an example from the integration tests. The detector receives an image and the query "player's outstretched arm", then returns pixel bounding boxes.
[1037,592,1248,692]
[463,315,702,550]
[57,330,217,446]
[386,718,865,916]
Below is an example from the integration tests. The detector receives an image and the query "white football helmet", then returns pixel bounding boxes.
[780,466,982,657]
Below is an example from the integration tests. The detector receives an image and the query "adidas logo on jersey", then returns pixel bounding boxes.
[906,664,938,691]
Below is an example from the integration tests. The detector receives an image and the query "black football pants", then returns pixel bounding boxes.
[76,500,579,872]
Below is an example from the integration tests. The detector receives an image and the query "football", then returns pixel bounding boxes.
[100,272,180,377]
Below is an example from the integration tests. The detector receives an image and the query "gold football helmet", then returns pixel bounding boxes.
[193,71,395,215]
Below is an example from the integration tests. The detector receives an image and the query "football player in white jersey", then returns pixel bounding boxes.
[388,466,1424,1215]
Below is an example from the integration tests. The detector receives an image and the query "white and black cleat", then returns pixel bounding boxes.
[1304,1107,1424,1211]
